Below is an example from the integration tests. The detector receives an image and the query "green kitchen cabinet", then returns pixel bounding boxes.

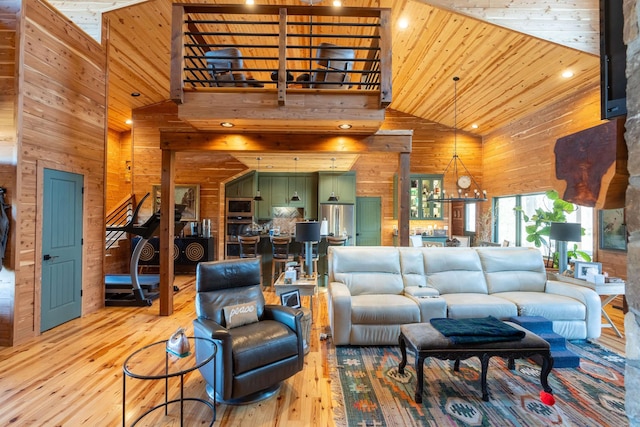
[256,173,318,219]
[318,171,356,204]
[409,175,443,220]
[225,172,255,198]
[393,174,444,220]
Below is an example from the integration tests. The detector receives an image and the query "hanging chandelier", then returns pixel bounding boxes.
[426,76,487,204]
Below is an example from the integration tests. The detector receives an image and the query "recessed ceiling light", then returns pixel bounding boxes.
[338,123,352,129]
[471,123,478,129]
[562,70,574,78]
[398,18,409,29]
[220,122,234,128]
[130,92,140,97]
[246,0,254,4]
[333,0,342,6]
[125,119,133,125]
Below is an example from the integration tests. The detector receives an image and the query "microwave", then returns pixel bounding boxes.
[227,198,253,218]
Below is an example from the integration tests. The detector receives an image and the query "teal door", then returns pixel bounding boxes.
[356,197,381,246]
[41,169,83,332]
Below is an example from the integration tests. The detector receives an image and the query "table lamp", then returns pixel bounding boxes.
[296,221,320,278]
[549,222,581,274]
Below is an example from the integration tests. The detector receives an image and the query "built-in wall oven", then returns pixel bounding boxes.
[225,198,253,258]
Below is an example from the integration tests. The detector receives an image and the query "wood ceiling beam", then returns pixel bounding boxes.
[160,130,413,153]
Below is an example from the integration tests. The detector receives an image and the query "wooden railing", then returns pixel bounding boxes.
[170,4,392,108]
[105,194,135,251]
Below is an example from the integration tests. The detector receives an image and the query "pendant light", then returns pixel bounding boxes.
[253,156,263,201]
[328,157,338,202]
[291,157,301,202]
[426,77,487,203]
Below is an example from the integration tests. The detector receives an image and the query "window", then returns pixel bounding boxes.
[493,193,593,257]
[464,203,476,233]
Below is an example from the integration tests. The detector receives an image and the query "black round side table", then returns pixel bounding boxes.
[123,337,216,426]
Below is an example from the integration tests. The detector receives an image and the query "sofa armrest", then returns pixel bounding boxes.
[328,281,352,345]
[405,294,447,322]
[545,280,602,339]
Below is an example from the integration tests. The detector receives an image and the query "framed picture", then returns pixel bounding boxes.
[599,208,627,251]
[280,290,301,309]
[152,184,200,222]
[574,261,602,280]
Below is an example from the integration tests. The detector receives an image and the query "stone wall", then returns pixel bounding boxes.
[626,0,640,424]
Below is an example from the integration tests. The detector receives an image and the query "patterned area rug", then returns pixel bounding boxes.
[330,340,627,426]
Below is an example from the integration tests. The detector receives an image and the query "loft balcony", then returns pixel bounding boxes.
[170,4,392,133]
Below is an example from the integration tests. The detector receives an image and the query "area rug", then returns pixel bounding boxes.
[330,340,627,426]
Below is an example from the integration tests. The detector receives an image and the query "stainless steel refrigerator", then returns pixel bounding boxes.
[320,204,355,245]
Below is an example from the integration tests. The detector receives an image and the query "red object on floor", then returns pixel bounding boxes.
[540,390,555,405]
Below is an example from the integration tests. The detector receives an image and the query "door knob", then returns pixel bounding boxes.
[43,254,59,261]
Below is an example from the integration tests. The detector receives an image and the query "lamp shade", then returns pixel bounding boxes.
[549,222,581,242]
[296,221,320,242]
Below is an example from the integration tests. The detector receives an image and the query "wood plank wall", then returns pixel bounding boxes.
[8,0,107,345]
[124,87,625,276]
[106,129,132,211]
[0,0,19,346]
[125,105,480,251]
[482,82,627,279]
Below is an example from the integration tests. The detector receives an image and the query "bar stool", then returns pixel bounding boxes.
[271,236,294,283]
[327,236,347,246]
[238,235,260,258]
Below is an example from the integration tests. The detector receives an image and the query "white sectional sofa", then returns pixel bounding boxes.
[327,246,601,345]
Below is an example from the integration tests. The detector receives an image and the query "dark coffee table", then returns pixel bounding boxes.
[398,321,554,402]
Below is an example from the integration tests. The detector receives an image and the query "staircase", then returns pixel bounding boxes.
[509,316,580,368]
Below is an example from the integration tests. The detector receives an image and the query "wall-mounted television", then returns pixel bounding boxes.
[600,0,627,119]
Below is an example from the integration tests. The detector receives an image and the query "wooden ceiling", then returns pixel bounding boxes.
[48,0,601,138]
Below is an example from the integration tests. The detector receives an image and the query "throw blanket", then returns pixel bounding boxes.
[430,316,526,344]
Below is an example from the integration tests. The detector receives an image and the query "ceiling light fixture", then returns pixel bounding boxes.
[220,122,234,128]
[338,123,352,129]
[130,92,140,97]
[426,77,487,204]
[246,0,254,4]
[471,123,479,129]
[254,157,263,201]
[328,157,339,202]
[291,157,301,202]
[398,18,409,29]
[125,119,133,125]
[562,70,574,78]
[333,0,341,6]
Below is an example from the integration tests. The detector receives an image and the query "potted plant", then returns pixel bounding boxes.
[514,190,591,267]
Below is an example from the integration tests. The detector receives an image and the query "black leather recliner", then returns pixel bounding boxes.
[193,257,304,404]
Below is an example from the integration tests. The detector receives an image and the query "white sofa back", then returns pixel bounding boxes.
[421,247,488,294]
[329,246,404,295]
[329,246,548,295]
[476,247,547,293]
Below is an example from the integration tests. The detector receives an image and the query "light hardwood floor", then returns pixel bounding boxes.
[0,275,626,426]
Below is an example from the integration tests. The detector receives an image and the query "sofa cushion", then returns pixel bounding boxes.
[330,247,404,295]
[441,293,518,319]
[351,294,420,324]
[423,248,488,294]
[495,292,586,321]
[476,247,547,293]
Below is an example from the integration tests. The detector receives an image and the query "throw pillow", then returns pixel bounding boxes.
[223,302,258,329]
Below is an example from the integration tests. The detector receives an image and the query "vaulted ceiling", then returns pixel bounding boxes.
[48,0,601,140]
